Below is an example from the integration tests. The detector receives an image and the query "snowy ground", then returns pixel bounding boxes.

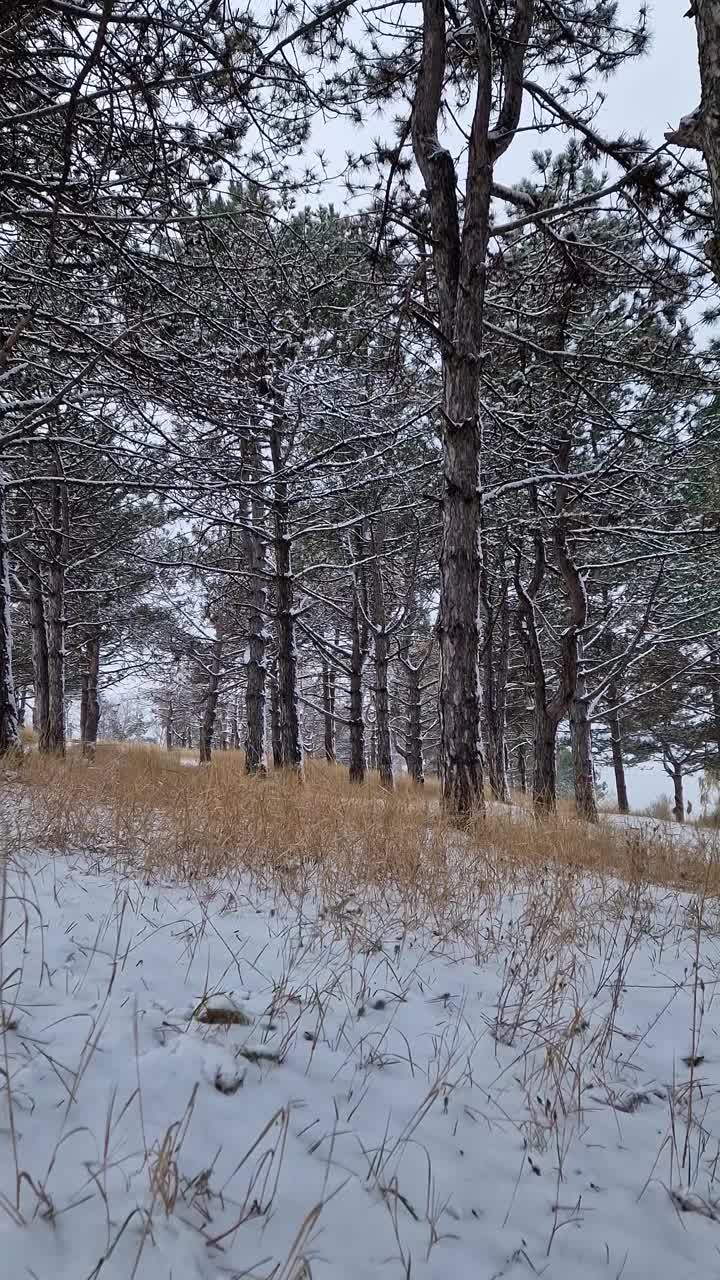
[1,850,720,1280]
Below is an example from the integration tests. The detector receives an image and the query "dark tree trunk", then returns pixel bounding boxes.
[270,663,283,770]
[607,680,629,814]
[410,0,533,816]
[199,636,223,765]
[165,700,174,751]
[17,684,26,728]
[322,660,336,763]
[672,762,685,825]
[242,438,269,775]
[405,658,425,785]
[46,482,69,755]
[569,646,598,823]
[29,556,50,752]
[348,587,367,785]
[437,356,485,814]
[270,426,303,777]
[368,516,394,790]
[480,560,511,803]
[0,477,20,755]
[516,741,527,794]
[81,630,101,758]
[669,2,720,283]
[533,710,558,818]
[230,701,240,751]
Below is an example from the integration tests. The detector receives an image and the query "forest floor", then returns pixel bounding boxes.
[1,747,720,1279]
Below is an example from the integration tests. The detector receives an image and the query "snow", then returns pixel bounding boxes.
[1,851,720,1279]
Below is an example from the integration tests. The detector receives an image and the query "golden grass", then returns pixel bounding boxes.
[4,742,719,906]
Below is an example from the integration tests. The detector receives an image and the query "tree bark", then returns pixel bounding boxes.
[411,0,533,816]
[242,437,269,775]
[368,516,394,790]
[270,425,303,776]
[348,581,367,785]
[516,741,527,794]
[230,700,240,751]
[607,681,629,814]
[46,481,68,755]
[81,630,101,758]
[404,656,425,785]
[437,356,485,814]
[569,656,598,823]
[533,710,558,817]
[668,2,720,282]
[270,662,283,769]
[480,555,511,803]
[165,698,174,751]
[199,636,223,765]
[672,761,685,825]
[322,660,336,763]
[0,476,20,755]
[28,555,51,752]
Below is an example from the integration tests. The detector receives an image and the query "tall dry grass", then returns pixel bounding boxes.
[4,743,719,906]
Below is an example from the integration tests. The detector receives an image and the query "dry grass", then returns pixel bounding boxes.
[2,743,720,1276]
[4,742,718,905]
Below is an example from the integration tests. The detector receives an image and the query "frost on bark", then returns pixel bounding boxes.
[241,437,269,776]
[46,482,69,756]
[270,423,303,777]
[667,1,720,282]
[199,634,223,764]
[0,475,20,755]
[411,0,534,817]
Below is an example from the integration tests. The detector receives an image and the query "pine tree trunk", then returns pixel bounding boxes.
[373,630,393,788]
[607,682,629,814]
[438,355,484,815]
[199,637,222,764]
[46,560,66,755]
[242,440,269,775]
[533,711,558,817]
[165,700,174,751]
[569,678,598,822]
[270,663,283,769]
[348,590,366,785]
[322,660,336,763]
[517,741,527,794]
[45,482,68,755]
[405,660,425,785]
[81,631,101,758]
[0,477,20,755]
[270,428,303,776]
[368,517,394,790]
[230,702,240,751]
[670,3,720,282]
[672,763,685,824]
[29,557,51,752]
[17,684,26,728]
